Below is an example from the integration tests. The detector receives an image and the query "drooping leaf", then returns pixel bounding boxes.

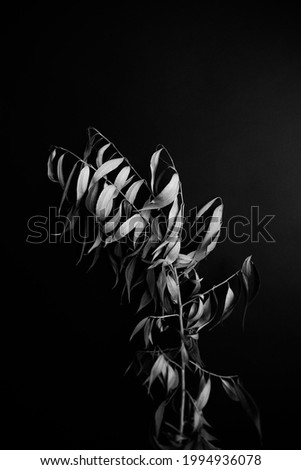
[125,256,137,301]
[125,180,144,205]
[241,255,260,304]
[143,173,180,210]
[196,376,211,410]
[224,284,234,312]
[220,378,240,402]
[95,184,117,220]
[196,197,221,221]
[114,165,131,190]
[166,274,179,303]
[165,239,181,265]
[167,195,179,231]
[85,181,99,213]
[156,268,167,305]
[104,203,123,234]
[150,148,163,192]
[59,161,80,212]
[166,365,179,393]
[96,142,111,167]
[106,214,144,244]
[87,231,102,254]
[137,288,153,312]
[76,165,90,202]
[129,317,148,341]
[57,153,66,188]
[47,148,58,182]
[148,355,168,393]
[89,157,124,187]
[201,203,223,248]
[154,400,167,437]
[233,378,262,441]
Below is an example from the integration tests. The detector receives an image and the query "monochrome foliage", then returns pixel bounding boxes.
[48,127,261,449]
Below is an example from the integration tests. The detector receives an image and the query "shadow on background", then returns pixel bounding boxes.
[5,3,301,449]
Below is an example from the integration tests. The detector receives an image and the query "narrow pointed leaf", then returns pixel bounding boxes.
[114,166,131,190]
[47,148,58,182]
[197,377,211,410]
[154,400,167,437]
[129,317,148,341]
[150,148,163,192]
[166,274,179,303]
[125,180,144,205]
[96,142,111,167]
[76,165,90,201]
[95,185,116,220]
[89,157,124,187]
[221,378,240,401]
[143,173,180,210]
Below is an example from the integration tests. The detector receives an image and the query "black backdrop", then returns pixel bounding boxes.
[5,3,301,449]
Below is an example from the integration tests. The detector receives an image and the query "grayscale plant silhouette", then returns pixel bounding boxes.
[47,127,261,449]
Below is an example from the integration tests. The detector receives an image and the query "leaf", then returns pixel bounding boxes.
[188,297,204,327]
[220,378,240,402]
[143,173,180,210]
[106,214,143,244]
[95,185,117,220]
[148,355,167,393]
[196,376,211,410]
[76,165,90,202]
[144,317,154,347]
[133,211,150,246]
[96,142,111,167]
[167,196,179,231]
[224,284,234,312]
[59,161,80,213]
[125,256,137,302]
[196,197,220,221]
[85,181,99,213]
[87,232,102,254]
[233,378,262,440]
[125,180,144,205]
[114,166,131,190]
[166,274,179,303]
[166,365,179,393]
[57,153,66,188]
[137,289,153,312]
[154,400,167,437]
[201,203,223,248]
[129,317,148,341]
[174,253,194,269]
[104,203,123,234]
[165,239,181,265]
[241,256,260,304]
[89,157,124,187]
[150,148,163,192]
[196,296,212,331]
[156,268,167,304]
[47,148,57,182]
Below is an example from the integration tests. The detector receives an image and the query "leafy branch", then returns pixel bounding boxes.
[47,128,261,449]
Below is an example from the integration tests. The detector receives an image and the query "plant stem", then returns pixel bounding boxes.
[174,267,186,439]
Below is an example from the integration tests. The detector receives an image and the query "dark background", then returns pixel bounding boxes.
[5,3,301,449]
